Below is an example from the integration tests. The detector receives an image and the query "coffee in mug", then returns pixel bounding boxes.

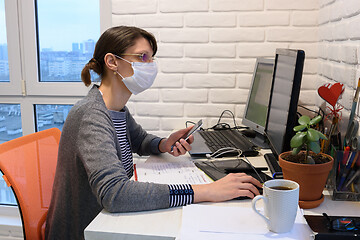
[251,179,299,233]
[269,186,294,191]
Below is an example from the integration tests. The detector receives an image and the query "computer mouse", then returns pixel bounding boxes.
[240,129,257,138]
[234,186,263,200]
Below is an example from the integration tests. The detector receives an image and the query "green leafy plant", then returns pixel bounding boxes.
[290,115,328,164]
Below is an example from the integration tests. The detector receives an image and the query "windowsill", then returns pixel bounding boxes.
[0,205,22,227]
[0,205,23,238]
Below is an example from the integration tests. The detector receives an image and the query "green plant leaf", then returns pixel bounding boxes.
[298,115,310,125]
[314,130,327,140]
[309,141,320,154]
[292,147,301,155]
[290,132,306,148]
[307,128,320,142]
[293,125,306,132]
[309,115,322,125]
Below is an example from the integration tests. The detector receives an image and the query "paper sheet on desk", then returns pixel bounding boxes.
[179,205,313,240]
[135,161,212,184]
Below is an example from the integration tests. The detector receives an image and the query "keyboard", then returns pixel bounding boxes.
[199,129,259,157]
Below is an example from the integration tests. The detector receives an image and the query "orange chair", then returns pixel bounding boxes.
[0,128,61,240]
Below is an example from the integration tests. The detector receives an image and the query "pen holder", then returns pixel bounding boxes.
[328,149,360,201]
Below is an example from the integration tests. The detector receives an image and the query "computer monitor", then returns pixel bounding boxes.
[265,48,305,158]
[242,58,274,135]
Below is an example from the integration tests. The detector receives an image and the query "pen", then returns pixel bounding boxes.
[344,78,360,149]
[342,147,351,165]
[341,151,358,191]
[338,151,356,190]
[350,77,360,123]
[340,146,350,174]
[133,164,138,181]
[344,169,360,189]
[351,151,359,168]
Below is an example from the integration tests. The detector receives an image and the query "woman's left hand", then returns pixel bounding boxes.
[159,126,194,156]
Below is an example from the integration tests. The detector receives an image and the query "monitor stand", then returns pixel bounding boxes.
[249,132,270,149]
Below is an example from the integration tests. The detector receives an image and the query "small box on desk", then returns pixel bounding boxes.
[327,149,360,201]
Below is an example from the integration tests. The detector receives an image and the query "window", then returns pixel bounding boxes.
[36,0,100,82]
[0,0,9,82]
[0,104,22,144]
[0,179,16,205]
[35,104,73,132]
[0,103,21,206]
[0,0,111,206]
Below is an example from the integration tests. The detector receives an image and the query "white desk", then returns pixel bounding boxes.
[84,151,360,240]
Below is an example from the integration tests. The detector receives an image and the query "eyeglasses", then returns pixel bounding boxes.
[121,53,155,62]
[323,213,360,232]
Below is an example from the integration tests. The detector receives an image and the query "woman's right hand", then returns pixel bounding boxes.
[192,173,263,203]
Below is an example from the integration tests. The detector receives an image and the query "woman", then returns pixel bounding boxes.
[45,26,262,240]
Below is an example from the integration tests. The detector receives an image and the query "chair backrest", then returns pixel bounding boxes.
[0,128,61,240]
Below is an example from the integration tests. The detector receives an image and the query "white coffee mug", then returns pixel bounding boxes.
[251,179,299,233]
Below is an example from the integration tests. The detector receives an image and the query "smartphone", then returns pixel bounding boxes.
[184,119,203,141]
[171,120,203,151]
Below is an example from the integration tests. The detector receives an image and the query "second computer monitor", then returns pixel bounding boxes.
[265,48,305,157]
[242,58,274,134]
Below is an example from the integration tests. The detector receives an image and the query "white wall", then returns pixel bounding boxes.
[318,0,360,133]
[111,0,320,137]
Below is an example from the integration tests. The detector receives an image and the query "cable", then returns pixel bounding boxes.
[210,147,242,158]
[217,110,238,129]
[242,155,265,183]
[298,105,325,116]
[205,110,248,131]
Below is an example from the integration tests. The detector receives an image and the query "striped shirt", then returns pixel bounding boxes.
[109,110,133,178]
[109,109,194,207]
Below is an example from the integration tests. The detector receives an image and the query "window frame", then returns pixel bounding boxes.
[20,0,111,97]
[0,0,22,95]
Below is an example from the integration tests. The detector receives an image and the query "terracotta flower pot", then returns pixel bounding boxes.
[278,151,334,209]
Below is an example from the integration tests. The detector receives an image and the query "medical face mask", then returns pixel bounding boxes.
[114,55,158,95]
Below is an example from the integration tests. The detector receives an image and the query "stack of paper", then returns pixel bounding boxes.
[179,205,314,240]
[135,161,211,184]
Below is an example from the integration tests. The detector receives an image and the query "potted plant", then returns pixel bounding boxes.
[278,115,334,209]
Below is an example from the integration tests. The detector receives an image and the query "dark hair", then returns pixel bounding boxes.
[81,26,157,86]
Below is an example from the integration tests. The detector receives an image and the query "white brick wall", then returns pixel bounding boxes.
[238,12,290,27]
[111,0,325,134]
[266,0,319,10]
[211,0,263,12]
[318,0,360,134]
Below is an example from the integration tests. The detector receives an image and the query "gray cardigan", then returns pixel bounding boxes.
[45,85,170,240]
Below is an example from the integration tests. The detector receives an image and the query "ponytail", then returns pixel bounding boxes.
[81,58,102,87]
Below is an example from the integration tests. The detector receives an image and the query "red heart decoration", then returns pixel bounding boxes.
[317,83,344,107]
